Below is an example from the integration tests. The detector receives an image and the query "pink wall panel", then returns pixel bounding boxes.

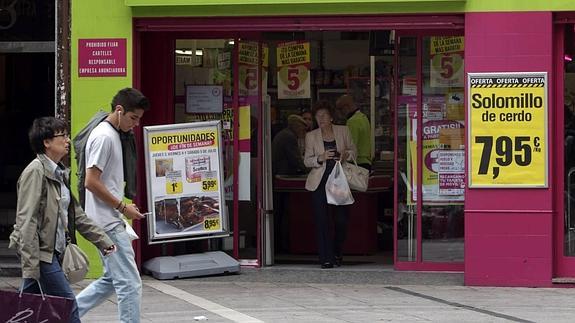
[465,12,554,287]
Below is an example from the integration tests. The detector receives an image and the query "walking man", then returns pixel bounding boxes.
[76,88,150,323]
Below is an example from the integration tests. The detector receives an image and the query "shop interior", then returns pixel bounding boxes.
[166,29,465,268]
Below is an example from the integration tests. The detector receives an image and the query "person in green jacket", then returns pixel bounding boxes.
[336,95,372,170]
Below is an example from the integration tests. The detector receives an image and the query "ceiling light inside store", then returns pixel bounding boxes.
[566,54,573,62]
[175,49,193,55]
[228,40,235,45]
[195,49,203,56]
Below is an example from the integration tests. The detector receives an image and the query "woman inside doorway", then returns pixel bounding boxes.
[303,101,356,268]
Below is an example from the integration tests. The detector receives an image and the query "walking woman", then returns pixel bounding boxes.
[304,101,356,269]
[9,117,116,323]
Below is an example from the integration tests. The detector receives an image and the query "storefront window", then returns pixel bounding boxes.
[420,36,465,262]
[396,34,465,264]
[173,39,249,257]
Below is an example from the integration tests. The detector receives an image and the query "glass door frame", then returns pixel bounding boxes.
[394,29,465,272]
[553,21,575,278]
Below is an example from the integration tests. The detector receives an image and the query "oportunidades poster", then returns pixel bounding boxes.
[144,121,227,243]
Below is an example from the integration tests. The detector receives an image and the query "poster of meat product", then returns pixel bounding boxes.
[143,121,229,244]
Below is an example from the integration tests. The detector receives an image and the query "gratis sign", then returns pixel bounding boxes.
[467,72,547,188]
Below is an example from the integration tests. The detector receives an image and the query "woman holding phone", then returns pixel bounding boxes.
[304,101,356,269]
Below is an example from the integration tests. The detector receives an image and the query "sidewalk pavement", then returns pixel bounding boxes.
[2,265,575,322]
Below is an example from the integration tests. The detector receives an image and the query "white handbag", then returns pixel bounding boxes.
[342,156,370,192]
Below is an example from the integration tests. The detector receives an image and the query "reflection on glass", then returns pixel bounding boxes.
[397,36,417,261]
[420,36,465,262]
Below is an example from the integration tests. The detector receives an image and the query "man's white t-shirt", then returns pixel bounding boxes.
[84,121,124,231]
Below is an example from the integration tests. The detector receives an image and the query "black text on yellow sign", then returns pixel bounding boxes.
[468,73,547,187]
[202,178,218,192]
[166,171,183,194]
[203,217,220,231]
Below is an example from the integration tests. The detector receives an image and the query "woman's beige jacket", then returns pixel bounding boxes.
[9,154,114,279]
[304,125,357,191]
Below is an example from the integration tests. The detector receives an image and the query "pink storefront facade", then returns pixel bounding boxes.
[72,1,575,287]
[465,12,575,287]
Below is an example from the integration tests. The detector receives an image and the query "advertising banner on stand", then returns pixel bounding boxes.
[468,72,548,187]
[144,121,229,244]
[277,41,311,99]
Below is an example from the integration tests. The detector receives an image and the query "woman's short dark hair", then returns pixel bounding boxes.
[111,87,150,113]
[28,117,68,154]
[312,100,333,117]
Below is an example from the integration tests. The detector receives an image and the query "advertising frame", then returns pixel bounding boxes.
[467,72,548,188]
[143,121,229,244]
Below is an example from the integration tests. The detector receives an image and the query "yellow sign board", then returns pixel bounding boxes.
[468,72,547,187]
[276,41,311,99]
[430,36,464,55]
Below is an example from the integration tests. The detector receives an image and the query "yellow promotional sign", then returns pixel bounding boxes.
[430,36,464,88]
[276,41,311,99]
[277,41,310,67]
[238,42,259,96]
[430,36,464,55]
[143,121,227,243]
[468,72,547,187]
[238,42,258,65]
[262,44,269,68]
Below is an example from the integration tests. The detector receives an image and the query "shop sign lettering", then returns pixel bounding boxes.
[78,38,127,77]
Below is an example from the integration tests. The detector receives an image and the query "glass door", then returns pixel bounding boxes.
[395,31,465,270]
[172,37,264,266]
[556,23,575,278]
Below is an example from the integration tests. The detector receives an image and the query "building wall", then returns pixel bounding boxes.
[71,0,134,278]
[464,11,554,287]
[71,1,573,280]
[127,0,575,17]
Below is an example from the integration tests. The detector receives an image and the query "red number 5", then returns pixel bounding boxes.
[440,56,453,79]
[287,68,300,90]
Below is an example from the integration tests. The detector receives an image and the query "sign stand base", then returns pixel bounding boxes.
[143,251,240,280]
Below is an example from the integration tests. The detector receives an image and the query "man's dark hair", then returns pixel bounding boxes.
[28,117,68,154]
[110,87,150,113]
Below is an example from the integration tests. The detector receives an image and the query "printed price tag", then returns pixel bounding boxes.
[202,171,218,192]
[474,135,541,180]
[165,170,183,194]
[203,217,221,231]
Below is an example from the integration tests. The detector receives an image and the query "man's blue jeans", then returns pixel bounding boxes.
[76,224,142,323]
[23,254,80,323]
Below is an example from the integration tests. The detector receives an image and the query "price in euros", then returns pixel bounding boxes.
[204,218,220,230]
[475,135,540,179]
[202,179,218,192]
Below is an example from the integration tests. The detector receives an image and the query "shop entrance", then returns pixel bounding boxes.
[267,31,395,267]
[134,16,465,269]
